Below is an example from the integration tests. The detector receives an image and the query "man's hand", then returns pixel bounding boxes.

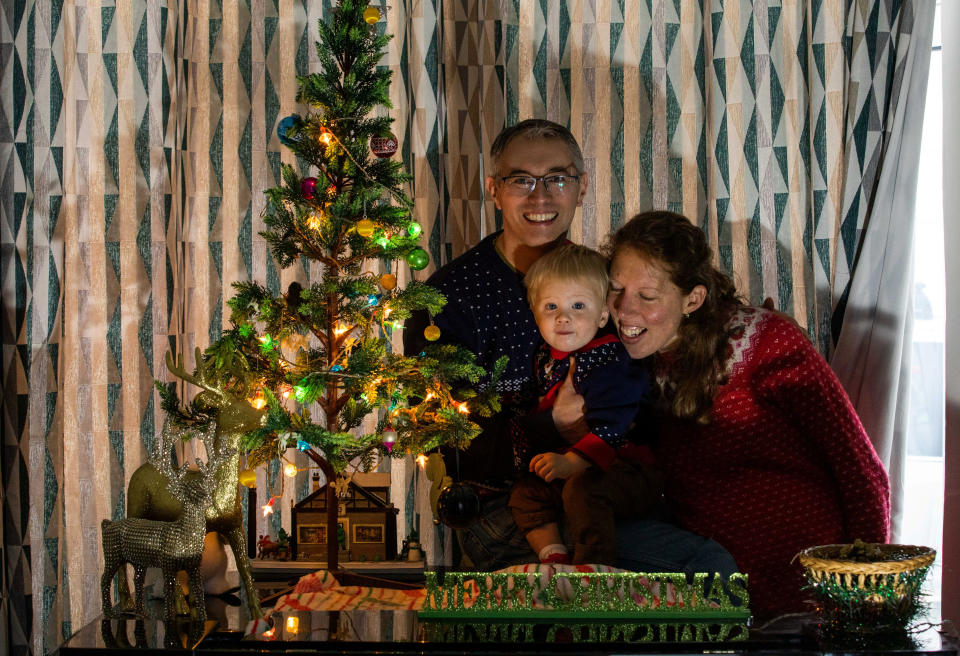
[552,357,589,443]
[530,451,589,482]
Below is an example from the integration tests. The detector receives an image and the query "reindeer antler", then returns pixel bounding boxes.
[166,348,226,400]
[151,418,187,482]
[192,420,235,484]
[165,349,264,431]
[151,418,221,500]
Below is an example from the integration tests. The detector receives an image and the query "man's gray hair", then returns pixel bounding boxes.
[489,119,585,176]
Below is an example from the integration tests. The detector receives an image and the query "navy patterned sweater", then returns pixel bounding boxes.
[535,334,652,469]
[404,233,565,484]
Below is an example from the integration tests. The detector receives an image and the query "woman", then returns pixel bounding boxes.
[603,210,890,619]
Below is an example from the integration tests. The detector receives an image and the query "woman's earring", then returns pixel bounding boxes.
[683,312,690,319]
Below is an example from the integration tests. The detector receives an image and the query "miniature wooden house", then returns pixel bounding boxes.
[292,472,398,562]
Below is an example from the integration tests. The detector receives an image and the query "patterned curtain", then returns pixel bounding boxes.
[830,0,935,541]
[438,0,848,351]
[0,0,930,652]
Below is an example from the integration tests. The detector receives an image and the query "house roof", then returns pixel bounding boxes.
[294,477,397,514]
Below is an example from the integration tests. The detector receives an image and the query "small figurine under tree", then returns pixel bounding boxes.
[276,528,290,560]
[160,0,504,573]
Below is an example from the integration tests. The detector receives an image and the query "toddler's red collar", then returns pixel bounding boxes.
[549,333,618,360]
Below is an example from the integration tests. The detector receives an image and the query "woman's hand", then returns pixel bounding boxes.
[530,451,589,482]
[552,357,589,443]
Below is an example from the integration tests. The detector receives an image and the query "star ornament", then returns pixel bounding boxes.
[333,476,351,498]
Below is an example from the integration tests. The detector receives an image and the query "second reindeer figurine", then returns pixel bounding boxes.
[100,420,232,624]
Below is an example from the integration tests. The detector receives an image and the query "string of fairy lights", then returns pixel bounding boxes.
[243,432,441,519]
[236,3,455,516]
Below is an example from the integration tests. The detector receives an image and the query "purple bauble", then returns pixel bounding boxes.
[300,177,318,200]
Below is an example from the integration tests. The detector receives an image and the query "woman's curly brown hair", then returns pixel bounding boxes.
[606,211,744,423]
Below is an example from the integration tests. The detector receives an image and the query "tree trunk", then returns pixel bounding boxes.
[306,450,340,571]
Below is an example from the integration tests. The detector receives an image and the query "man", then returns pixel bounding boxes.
[408,119,584,467]
[406,120,735,575]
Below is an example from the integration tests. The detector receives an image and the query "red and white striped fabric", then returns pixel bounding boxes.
[272,569,427,612]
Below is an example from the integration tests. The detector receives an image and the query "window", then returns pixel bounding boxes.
[903,0,944,617]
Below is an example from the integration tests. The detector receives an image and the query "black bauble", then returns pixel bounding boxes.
[435,482,481,529]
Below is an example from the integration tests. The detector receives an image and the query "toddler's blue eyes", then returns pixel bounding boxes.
[541,301,590,311]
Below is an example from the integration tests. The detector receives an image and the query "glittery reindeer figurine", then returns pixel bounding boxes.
[122,349,266,620]
[101,420,231,623]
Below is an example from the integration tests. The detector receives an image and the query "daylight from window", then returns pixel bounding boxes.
[902,0,944,617]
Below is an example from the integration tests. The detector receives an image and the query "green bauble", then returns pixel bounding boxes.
[406,247,430,270]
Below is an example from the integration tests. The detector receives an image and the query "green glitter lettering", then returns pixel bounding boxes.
[727,573,750,607]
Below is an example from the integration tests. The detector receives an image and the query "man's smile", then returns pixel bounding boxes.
[524,212,558,223]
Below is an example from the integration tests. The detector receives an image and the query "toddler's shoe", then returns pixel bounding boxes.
[540,552,571,565]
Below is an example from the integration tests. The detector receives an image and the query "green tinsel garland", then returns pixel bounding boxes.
[803,566,930,649]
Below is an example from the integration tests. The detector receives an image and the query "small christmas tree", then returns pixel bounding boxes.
[159,0,503,570]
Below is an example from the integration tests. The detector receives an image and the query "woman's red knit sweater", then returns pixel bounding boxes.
[654,307,890,620]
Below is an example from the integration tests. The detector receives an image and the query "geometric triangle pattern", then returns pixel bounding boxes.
[385,0,452,565]
[831,1,924,348]
[1,0,924,651]
[435,0,856,355]
[1,0,36,638]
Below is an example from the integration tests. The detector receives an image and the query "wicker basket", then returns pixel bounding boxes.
[797,543,935,600]
[796,543,936,646]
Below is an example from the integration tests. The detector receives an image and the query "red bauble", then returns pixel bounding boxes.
[370,134,399,158]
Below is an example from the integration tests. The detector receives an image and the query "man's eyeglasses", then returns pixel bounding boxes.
[498,174,581,195]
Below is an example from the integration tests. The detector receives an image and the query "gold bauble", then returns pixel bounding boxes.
[363,6,381,24]
[380,273,397,290]
[356,219,375,237]
[424,325,441,341]
[238,468,257,488]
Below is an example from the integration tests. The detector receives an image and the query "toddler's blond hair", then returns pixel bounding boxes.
[525,243,609,306]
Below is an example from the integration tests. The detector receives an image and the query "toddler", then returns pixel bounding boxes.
[509,244,662,566]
